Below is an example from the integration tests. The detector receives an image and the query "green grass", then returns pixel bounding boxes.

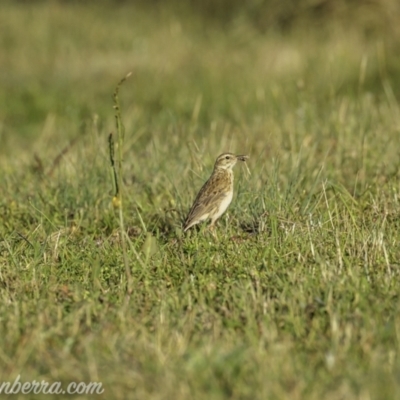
[1,1,400,399]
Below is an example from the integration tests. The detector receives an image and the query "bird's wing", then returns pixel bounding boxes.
[184,184,228,230]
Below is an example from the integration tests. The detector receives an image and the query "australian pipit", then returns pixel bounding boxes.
[183,152,249,232]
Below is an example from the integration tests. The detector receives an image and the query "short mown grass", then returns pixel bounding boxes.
[1,1,400,399]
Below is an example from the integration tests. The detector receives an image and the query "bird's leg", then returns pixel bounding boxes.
[208,221,218,237]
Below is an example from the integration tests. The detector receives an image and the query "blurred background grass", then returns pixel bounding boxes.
[1,0,400,140]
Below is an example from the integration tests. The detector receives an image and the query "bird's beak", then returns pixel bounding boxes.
[237,155,249,162]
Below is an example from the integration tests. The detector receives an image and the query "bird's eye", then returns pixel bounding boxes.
[225,156,230,160]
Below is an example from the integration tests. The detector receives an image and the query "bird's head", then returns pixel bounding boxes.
[214,153,249,171]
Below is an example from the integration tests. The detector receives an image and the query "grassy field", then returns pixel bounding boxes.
[1,1,400,399]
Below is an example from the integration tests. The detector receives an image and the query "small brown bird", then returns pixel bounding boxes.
[183,152,249,232]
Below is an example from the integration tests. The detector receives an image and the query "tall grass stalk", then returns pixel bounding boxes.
[112,72,133,295]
